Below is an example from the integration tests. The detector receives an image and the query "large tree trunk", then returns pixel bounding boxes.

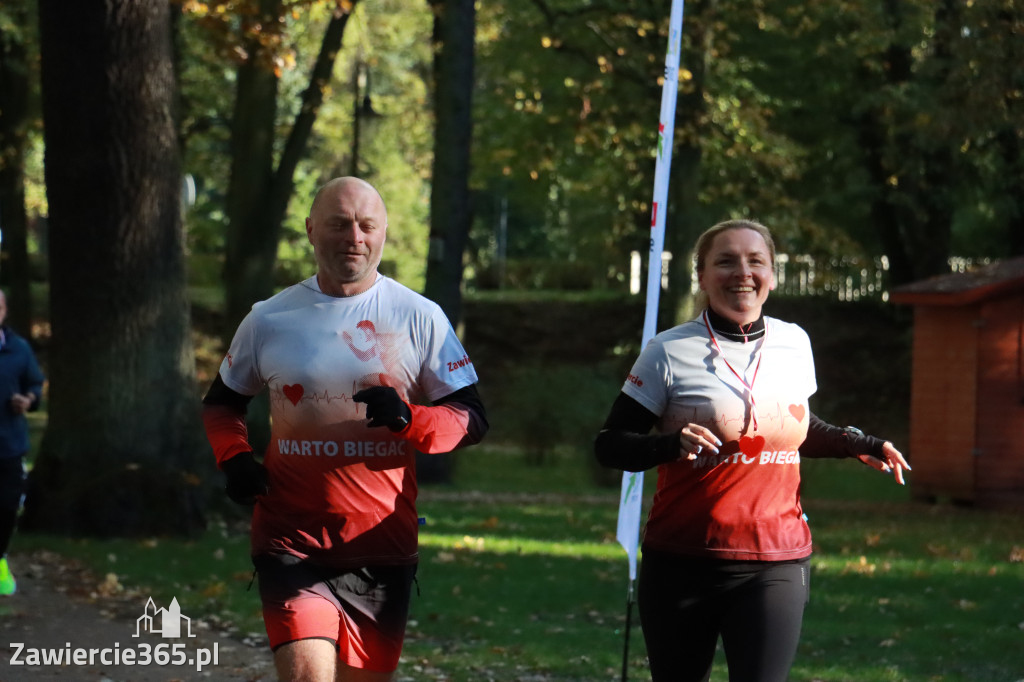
[23,0,208,537]
[423,0,475,325]
[0,4,34,335]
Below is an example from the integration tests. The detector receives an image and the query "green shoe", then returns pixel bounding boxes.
[0,557,16,596]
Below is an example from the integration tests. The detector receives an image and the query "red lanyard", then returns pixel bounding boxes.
[703,310,764,432]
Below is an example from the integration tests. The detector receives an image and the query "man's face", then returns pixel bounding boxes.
[0,293,8,327]
[306,179,388,297]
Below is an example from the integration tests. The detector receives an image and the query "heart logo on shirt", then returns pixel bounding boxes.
[283,384,304,406]
[738,434,766,458]
[788,404,806,423]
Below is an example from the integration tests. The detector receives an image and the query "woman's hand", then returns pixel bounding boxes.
[856,441,911,485]
[678,424,722,461]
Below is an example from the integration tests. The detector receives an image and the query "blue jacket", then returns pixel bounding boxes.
[0,326,44,459]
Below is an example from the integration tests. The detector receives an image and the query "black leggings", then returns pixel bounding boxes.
[638,549,810,682]
[0,457,25,556]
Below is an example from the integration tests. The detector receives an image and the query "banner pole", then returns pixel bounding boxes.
[621,578,635,682]
[616,2,685,679]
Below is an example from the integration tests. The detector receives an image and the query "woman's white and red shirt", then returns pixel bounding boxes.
[621,314,817,561]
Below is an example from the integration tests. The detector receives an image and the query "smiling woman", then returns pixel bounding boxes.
[693,219,777,325]
[594,218,910,682]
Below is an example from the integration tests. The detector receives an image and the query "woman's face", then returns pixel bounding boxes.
[698,227,776,325]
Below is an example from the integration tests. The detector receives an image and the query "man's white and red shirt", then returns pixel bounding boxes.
[217,275,478,568]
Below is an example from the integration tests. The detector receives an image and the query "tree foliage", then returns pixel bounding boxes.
[0,0,1016,533]
[468,0,1023,297]
[6,0,1020,309]
[469,1,814,301]
[175,0,436,296]
[0,1,39,334]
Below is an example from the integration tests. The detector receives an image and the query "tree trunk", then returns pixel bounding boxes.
[23,0,208,537]
[222,0,282,340]
[859,0,957,286]
[1000,128,1024,256]
[993,7,1023,256]
[0,4,34,335]
[223,0,357,338]
[423,0,475,326]
[221,1,356,453]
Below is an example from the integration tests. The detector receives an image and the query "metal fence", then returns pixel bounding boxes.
[631,251,991,302]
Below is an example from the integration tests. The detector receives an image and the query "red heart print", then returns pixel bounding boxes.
[788,404,806,422]
[283,384,304,406]
[738,435,766,458]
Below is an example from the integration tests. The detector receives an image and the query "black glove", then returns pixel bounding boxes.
[353,386,412,432]
[221,452,268,505]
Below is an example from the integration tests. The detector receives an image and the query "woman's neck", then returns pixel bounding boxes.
[705,307,765,343]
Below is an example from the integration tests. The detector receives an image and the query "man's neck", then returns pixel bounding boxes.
[316,272,379,298]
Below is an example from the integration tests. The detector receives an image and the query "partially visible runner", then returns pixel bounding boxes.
[202,177,488,682]
[595,219,909,682]
[0,289,45,597]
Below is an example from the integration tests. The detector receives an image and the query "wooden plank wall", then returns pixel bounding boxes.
[907,306,977,502]
[975,296,1024,509]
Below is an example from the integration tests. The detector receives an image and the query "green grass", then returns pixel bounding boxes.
[14,443,1024,681]
[796,500,1024,682]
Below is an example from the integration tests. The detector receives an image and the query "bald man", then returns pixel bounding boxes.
[202,178,488,681]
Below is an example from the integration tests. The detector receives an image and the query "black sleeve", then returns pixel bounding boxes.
[201,373,254,412]
[801,412,887,460]
[593,392,681,472]
[433,383,489,445]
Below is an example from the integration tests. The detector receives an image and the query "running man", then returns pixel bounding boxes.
[203,177,488,681]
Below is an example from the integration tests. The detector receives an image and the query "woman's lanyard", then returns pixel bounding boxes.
[702,310,765,432]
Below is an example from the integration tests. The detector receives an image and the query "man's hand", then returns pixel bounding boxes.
[9,393,32,415]
[221,452,268,505]
[353,386,412,432]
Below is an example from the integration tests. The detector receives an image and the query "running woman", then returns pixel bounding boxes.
[595,219,909,682]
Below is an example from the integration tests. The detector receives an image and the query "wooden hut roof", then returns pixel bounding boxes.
[890,256,1024,306]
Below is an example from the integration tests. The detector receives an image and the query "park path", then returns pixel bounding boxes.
[0,550,275,681]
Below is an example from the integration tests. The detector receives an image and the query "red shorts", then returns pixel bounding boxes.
[254,554,417,672]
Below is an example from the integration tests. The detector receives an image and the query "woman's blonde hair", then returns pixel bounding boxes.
[692,219,776,313]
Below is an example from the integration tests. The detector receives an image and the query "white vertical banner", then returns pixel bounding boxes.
[615,0,685,582]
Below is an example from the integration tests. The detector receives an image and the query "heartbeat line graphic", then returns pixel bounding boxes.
[678,402,803,436]
[269,381,366,407]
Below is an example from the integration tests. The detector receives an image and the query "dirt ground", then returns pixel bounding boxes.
[0,550,275,681]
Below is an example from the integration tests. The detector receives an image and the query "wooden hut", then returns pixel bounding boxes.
[890,257,1024,509]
